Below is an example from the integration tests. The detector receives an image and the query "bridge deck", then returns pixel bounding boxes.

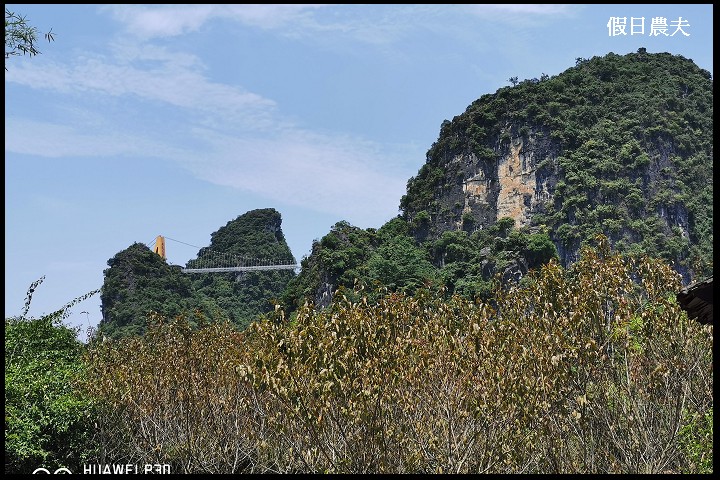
[181,265,298,273]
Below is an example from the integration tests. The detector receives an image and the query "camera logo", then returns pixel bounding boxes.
[32,467,72,474]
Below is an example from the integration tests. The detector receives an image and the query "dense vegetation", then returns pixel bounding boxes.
[99,208,295,338]
[188,208,295,331]
[99,243,197,339]
[6,245,712,473]
[77,239,711,473]
[282,216,558,312]
[5,278,98,473]
[400,50,713,283]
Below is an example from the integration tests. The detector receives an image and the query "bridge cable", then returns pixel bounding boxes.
[163,236,204,250]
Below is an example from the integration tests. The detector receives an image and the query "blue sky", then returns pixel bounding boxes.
[5,4,713,340]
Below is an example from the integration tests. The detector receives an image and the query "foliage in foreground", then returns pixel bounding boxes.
[82,237,713,473]
[5,7,54,66]
[4,278,98,474]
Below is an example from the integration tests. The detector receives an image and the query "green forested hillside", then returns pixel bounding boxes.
[188,208,295,330]
[99,208,295,338]
[99,51,713,326]
[400,49,712,280]
[99,243,196,339]
[281,217,558,311]
[284,50,712,312]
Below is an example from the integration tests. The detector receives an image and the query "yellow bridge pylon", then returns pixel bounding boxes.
[153,235,166,259]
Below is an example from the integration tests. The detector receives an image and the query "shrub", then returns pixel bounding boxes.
[5,278,99,474]
[82,237,712,473]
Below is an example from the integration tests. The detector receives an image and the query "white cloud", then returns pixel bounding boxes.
[5,47,277,130]
[5,111,414,224]
[4,117,181,158]
[105,4,328,38]
[106,4,216,37]
[181,127,413,225]
[103,4,575,47]
[5,12,420,226]
[465,4,576,15]
[454,4,579,37]
[6,67,414,226]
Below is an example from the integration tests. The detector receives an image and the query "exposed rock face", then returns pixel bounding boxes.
[459,127,558,231]
[414,124,561,241]
[401,51,713,281]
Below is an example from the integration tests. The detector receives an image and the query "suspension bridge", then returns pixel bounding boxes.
[150,235,299,274]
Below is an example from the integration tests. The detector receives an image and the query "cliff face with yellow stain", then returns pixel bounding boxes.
[461,130,556,231]
[406,122,560,239]
[399,51,712,280]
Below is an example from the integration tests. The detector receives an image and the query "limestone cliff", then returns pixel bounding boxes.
[457,126,558,230]
[401,50,713,282]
